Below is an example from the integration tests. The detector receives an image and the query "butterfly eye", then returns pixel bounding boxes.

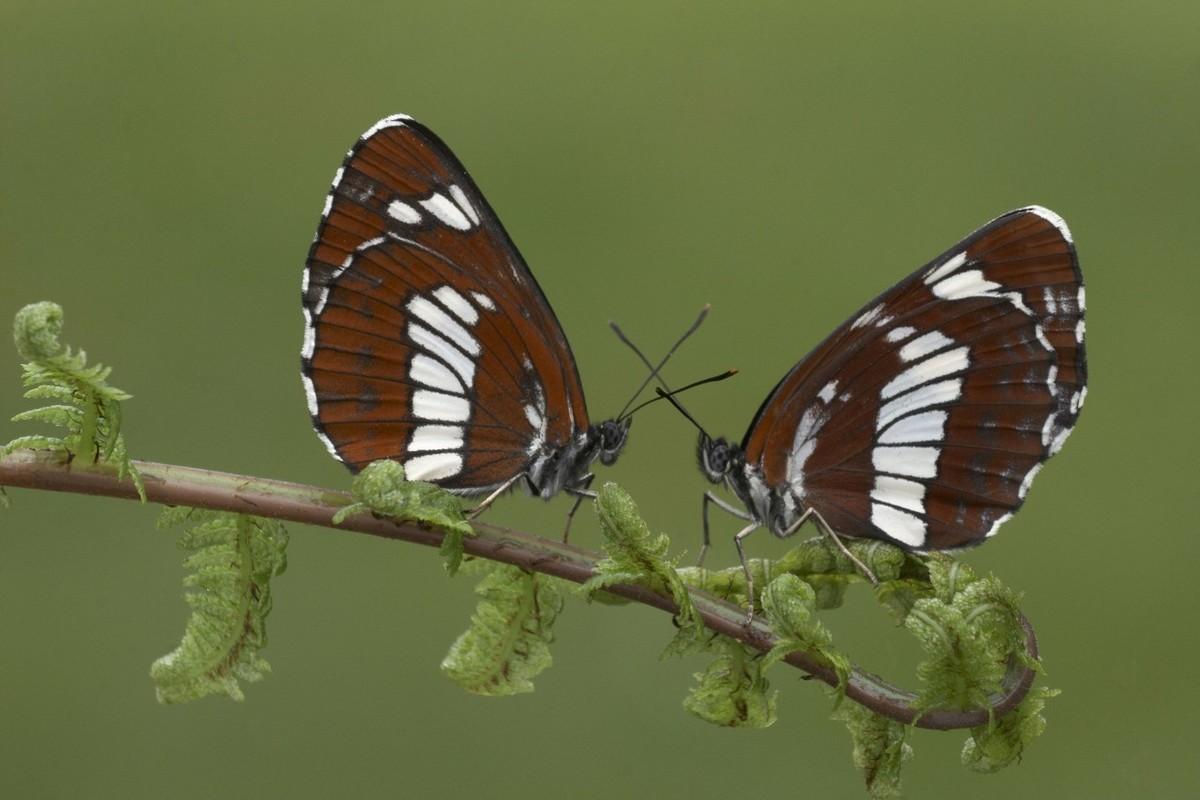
[698,436,732,482]
[597,420,630,465]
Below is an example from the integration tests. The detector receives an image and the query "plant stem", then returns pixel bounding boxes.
[0,448,1036,729]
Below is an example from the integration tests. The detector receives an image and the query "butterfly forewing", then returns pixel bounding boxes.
[302,115,589,490]
[743,207,1086,549]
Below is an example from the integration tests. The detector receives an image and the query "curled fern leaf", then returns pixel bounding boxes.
[151,508,289,703]
[832,701,912,799]
[683,636,777,729]
[441,561,564,696]
[961,686,1060,772]
[904,556,1038,715]
[584,483,699,637]
[760,574,851,702]
[5,302,143,499]
[332,460,472,574]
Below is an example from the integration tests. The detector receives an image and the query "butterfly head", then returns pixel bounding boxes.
[697,434,740,485]
[595,417,632,466]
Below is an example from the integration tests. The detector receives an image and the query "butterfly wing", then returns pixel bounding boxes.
[301,115,590,490]
[743,207,1086,549]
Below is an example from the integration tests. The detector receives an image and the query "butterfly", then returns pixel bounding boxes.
[301,114,659,512]
[673,207,1086,609]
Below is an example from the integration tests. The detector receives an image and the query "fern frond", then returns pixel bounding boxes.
[904,555,1037,716]
[832,701,913,799]
[331,460,472,574]
[682,636,777,728]
[760,573,851,702]
[441,561,565,695]
[5,302,143,499]
[961,686,1060,772]
[584,483,700,637]
[150,508,289,703]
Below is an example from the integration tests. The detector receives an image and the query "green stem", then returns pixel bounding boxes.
[0,448,1038,730]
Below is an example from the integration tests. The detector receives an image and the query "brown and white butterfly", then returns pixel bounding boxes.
[689,207,1086,597]
[300,114,634,505]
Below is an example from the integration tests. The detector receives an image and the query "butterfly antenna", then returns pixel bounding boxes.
[653,386,714,440]
[613,304,710,420]
[622,369,737,419]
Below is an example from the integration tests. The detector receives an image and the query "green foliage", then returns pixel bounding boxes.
[683,636,777,728]
[5,302,143,499]
[673,529,1048,792]
[332,460,473,574]
[962,687,1060,772]
[151,507,289,703]
[760,573,851,702]
[905,555,1031,714]
[832,701,913,798]
[582,483,700,637]
[441,560,565,696]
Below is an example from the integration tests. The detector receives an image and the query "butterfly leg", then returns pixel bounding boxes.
[700,491,754,566]
[562,474,597,542]
[465,473,524,520]
[780,509,878,586]
[733,521,764,624]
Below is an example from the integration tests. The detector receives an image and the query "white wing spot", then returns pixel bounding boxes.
[471,291,497,311]
[1049,426,1073,456]
[877,378,961,431]
[387,200,422,224]
[362,115,411,139]
[818,380,838,404]
[315,429,341,462]
[924,251,967,285]
[1075,319,1086,343]
[301,316,316,360]
[409,323,475,386]
[871,475,927,514]
[882,347,969,399]
[871,503,926,547]
[878,410,948,445]
[899,330,955,363]
[1043,286,1058,315]
[408,425,464,453]
[787,406,827,499]
[420,192,472,230]
[404,452,463,481]
[852,304,884,329]
[412,389,470,422]
[411,353,465,394]
[1018,463,1043,501]
[872,446,940,479]
[985,512,1013,538]
[433,286,479,325]
[1025,206,1073,244]
[1077,286,1086,311]
[874,315,894,328]
[448,184,481,225]
[301,373,319,417]
[885,326,917,343]
[407,296,480,355]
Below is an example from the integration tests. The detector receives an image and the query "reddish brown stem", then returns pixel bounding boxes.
[0,448,1036,729]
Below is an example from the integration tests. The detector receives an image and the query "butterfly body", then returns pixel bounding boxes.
[301,114,631,501]
[699,206,1087,555]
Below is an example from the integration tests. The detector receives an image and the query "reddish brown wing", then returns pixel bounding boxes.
[743,207,1086,549]
[301,115,589,491]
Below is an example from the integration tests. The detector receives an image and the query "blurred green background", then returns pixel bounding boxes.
[2,2,1196,797]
